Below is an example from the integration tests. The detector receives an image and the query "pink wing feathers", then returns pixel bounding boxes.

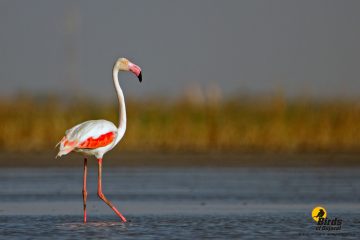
[78,132,115,148]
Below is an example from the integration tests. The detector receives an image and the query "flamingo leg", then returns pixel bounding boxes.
[82,158,88,223]
[97,158,127,222]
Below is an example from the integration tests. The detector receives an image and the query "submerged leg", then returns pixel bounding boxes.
[97,158,127,222]
[82,158,88,223]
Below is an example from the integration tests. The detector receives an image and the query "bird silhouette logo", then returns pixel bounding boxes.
[312,206,327,222]
[316,209,325,218]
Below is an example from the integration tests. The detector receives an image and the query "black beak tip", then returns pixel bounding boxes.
[138,72,142,82]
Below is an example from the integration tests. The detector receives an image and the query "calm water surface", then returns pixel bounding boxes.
[0,167,359,239]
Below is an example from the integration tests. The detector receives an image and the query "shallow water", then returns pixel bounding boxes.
[0,167,359,239]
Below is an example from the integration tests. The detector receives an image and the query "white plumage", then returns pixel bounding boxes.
[55,57,142,223]
[57,120,119,159]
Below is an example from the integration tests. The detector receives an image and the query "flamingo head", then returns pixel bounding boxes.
[115,57,142,82]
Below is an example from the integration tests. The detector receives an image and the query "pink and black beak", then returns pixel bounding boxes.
[129,62,142,82]
[138,71,142,82]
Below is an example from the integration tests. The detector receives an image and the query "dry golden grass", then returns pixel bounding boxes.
[1,94,360,153]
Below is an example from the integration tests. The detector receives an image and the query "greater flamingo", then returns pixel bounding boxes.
[56,57,142,223]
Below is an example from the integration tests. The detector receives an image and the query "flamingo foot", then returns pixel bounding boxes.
[98,192,127,222]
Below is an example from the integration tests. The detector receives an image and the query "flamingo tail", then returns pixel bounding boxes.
[55,137,78,159]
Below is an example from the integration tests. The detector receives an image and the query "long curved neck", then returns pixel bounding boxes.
[113,68,126,143]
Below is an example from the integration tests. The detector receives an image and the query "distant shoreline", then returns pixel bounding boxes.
[1,152,359,168]
[2,96,360,154]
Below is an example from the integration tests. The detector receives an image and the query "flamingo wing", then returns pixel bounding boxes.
[78,131,116,149]
[57,120,117,157]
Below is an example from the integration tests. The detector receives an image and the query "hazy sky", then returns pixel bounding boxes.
[0,0,359,100]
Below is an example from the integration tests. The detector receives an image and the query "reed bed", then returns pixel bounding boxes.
[1,94,360,153]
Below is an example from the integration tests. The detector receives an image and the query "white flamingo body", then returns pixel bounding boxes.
[56,57,142,223]
[57,120,120,159]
